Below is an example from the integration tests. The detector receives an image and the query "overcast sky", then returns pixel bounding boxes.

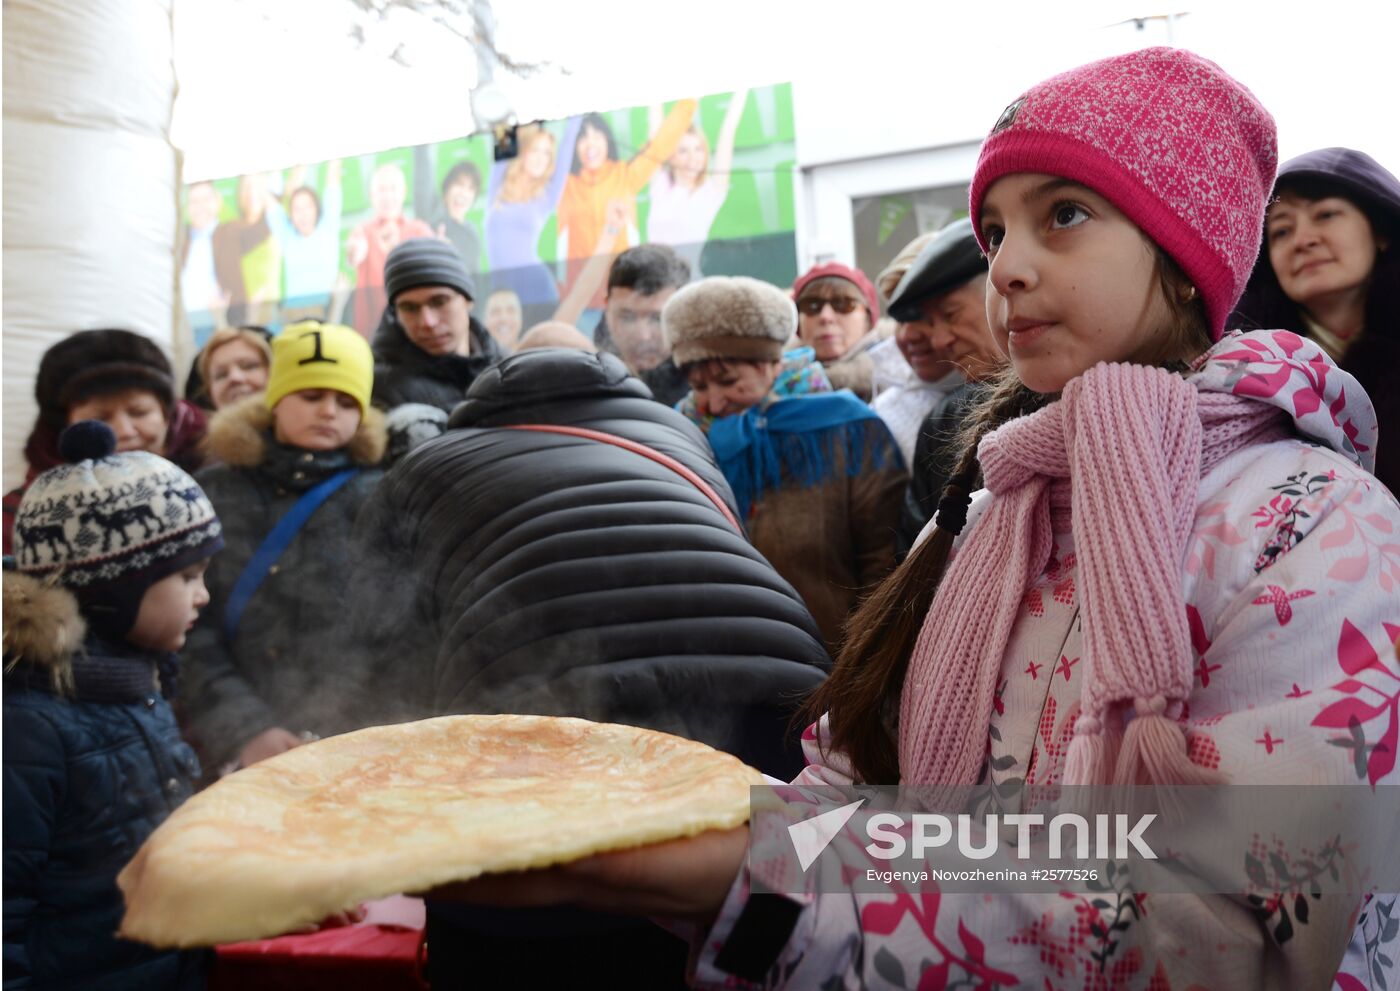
[173,0,1399,181]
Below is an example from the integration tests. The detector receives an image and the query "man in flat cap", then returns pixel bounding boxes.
[883,217,1003,556]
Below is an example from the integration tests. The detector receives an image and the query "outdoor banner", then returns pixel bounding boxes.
[179,82,798,349]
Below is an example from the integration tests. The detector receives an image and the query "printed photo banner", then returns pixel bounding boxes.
[180,83,798,346]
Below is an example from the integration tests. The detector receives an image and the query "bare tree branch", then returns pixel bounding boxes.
[340,0,565,78]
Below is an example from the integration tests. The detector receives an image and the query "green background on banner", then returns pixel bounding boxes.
[184,82,798,341]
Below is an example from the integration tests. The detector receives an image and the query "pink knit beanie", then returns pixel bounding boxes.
[968,47,1278,339]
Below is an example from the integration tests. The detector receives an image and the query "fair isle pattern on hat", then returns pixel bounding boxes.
[14,451,222,588]
[969,47,1278,339]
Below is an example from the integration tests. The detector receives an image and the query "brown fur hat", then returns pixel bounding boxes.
[204,394,388,468]
[662,276,797,369]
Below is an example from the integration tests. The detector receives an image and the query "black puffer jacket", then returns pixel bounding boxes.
[370,309,503,412]
[352,348,830,779]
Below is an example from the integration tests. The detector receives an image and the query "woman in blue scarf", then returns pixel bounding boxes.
[665,275,907,652]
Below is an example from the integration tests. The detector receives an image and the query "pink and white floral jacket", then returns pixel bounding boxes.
[690,331,1399,991]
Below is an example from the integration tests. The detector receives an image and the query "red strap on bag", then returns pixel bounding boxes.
[505,423,742,533]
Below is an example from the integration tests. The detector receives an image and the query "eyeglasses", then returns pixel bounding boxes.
[796,296,863,316]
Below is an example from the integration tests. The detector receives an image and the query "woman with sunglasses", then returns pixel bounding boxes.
[791,262,887,400]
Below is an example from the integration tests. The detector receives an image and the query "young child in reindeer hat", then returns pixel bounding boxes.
[4,420,223,989]
[181,321,386,777]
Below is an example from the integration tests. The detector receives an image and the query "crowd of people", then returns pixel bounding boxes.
[4,44,1399,991]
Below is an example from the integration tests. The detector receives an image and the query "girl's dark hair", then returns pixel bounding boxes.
[570,113,619,174]
[798,245,1211,784]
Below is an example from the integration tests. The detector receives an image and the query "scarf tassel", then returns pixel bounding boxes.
[1063,714,1113,786]
[1065,698,1223,789]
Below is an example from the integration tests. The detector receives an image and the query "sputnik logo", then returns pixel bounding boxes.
[788,799,865,871]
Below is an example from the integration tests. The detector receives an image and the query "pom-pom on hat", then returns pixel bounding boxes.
[663,276,798,368]
[968,46,1278,339]
[384,236,476,304]
[264,322,374,416]
[12,421,223,640]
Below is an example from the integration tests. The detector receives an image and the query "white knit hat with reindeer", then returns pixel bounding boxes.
[13,421,223,592]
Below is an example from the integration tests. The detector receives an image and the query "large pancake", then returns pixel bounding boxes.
[118,714,761,947]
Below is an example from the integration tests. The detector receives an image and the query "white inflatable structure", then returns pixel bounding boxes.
[3,0,182,491]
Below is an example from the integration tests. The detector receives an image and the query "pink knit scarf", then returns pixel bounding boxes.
[898,363,1288,787]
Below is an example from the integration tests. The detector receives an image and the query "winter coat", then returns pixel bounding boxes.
[1232,147,1400,497]
[686,330,1400,990]
[370,308,503,412]
[742,419,906,654]
[2,572,206,990]
[897,380,990,559]
[683,349,907,653]
[179,397,386,770]
[3,400,208,556]
[349,347,831,781]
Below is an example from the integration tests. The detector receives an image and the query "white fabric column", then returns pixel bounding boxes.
[3,0,180,490]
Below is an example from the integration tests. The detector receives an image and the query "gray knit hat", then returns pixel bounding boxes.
[384,237,476,304]
[662,276,797,368]
[13,421,223,639]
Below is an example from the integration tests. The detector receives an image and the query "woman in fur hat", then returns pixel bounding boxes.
[180,321,387,776]
[3,329,209,555]
[664,276,906,652]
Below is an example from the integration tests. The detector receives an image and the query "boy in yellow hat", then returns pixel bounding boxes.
[181,321,387,776]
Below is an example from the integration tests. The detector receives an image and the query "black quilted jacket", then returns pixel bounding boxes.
[349,348,830,779]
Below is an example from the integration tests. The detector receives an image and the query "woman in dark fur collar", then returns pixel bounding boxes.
[180,322,387,778]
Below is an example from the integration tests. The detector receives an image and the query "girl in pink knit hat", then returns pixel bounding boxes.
[428,48,1398,989]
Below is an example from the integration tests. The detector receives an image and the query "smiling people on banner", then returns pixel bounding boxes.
[345,162,434,334]
[556,100,697,311]
[212,173,282,327]
[266,161,345,318]
[645,87,748,277]
[484,117,582,327]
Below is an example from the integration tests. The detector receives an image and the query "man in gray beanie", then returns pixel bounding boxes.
[370,237,504,412]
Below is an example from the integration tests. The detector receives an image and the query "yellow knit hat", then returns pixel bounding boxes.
[264,322,374,415]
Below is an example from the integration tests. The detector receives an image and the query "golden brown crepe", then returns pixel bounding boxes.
[118,714,761,947]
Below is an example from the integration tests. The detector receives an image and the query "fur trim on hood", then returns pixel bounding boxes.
[3,570,84,694]
[204,394,388,468]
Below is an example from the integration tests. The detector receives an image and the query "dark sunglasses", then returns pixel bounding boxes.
[796,296,863,316]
